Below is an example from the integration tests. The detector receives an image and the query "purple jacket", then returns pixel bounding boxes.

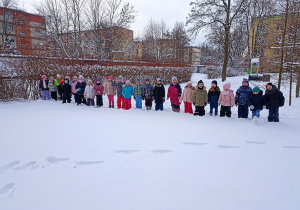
[39,80,49,91]
[93,84,104,95]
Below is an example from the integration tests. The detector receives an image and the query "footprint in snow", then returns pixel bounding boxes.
[115,150,140,154]
[218,145,240,149]
[14,161,37,170]
[0,183,14,195]
[246,141,266,145]
[1,161,20,170]
[47,156,70,164]
[76,161,105,165]
[183,142,207,146]
[151,150,172,154]
[283,146,300,149]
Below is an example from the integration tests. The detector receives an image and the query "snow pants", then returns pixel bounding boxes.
[184,102,193,114]
[155,103,163,111]
[117,96,124,109]
[145,98,152,109]
[135,97,142,109]
[108,95,114,106]
[268,106,279,122]
[252,109,261,118]
[194,106,205,116]
[220,106,231,117]
[238,105,249,118]
[123,98,132,110]
[210,102,218,115]
[86,98,95,106]
[96,95,103,107]
[42,90,51,100]
[50,91,57,101]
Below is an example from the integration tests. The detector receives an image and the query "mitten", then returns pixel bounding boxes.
[250,105,254,110]
[162,97,165,103]
[77,88,81,92]
[84,95,86,99]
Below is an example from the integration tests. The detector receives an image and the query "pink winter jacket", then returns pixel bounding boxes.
[104,81,116,95]
[181,86,195,103]
[71,81,78,93]
[93,84,104,95]
[218,90,235,106]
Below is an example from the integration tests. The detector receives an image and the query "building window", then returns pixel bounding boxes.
[20,31,25,36]
[257,37,264,45]
[4,12,13,20]
[255,49,264,56]
[128,32,131,37]
[276,36,282,43]
[19,19,24,25]
[21,43,27,47]
[4,24,13,33]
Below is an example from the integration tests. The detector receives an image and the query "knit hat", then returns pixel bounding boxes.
[267,82,273,87]
[242,78,249,84]
[87,79,93,84]
[57,74,61,78]
[107,76,113,80]
[136,78,140,83]
[198,80,204,85]
[126,80,130,84]
[65,76,70,80]
[73,76,77,80]
[223,83,231,90]
[146,78,150,82]
[79,75,84,80]
[212,80,217,86]
[253,87,260,93]
[187,81,192,86]
[41,74,46,78]
[49,76,54,79]
[118,75,123,81]
[96,78,101,82]
[172,76,177,81]
[157,78,162,82]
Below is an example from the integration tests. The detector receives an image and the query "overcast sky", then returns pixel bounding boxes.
[23,0,206,45]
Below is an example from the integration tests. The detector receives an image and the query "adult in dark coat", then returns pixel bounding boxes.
[61,79,72,103]
[265,83,285,122]
[153,78,165,111]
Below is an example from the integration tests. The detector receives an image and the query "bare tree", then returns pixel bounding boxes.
[187,0,247,81]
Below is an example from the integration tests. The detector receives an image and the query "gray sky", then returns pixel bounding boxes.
[22,0,206,45]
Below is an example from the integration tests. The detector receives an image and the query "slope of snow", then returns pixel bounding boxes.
[0,73,300,210]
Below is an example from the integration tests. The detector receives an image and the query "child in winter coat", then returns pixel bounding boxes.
[61,78,72,103]
[93,78,104,107]
[248,87,266,118]
[104,76,116,108]
[133,78,143,109]
[208,80,221,116]
[180,81,195,114]
[235,78,252,118]
[167,77,182,112]
[265,83,285,122]
[122,80,134,110]
[75,75,86,106]
[71,76,78,103]
[192,80,208,116]
[55,74,63,100]
[48,76,58,101]
[39,74,51,100]
[143,78,154,110]
[84,79,95,106]
[218,83,235,117]
[112,76,125,109]
[153,78,165,111]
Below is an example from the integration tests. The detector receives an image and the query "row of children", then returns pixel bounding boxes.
[39,74,285,122]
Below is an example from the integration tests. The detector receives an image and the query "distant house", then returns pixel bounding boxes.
[0,6,47,55]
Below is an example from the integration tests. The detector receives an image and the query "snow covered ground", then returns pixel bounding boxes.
[0,73,300,210]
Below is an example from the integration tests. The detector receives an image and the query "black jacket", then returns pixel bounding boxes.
[265,86,285,108]
[61,84,72,96]
[208,86,220,104]
[153,84,165,104]
[75,81,86,95]
[248,90,266,111]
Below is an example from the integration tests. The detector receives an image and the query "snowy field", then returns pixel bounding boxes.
[0,73,300,210]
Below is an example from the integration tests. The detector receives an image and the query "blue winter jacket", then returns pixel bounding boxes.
[235,86,252,105]
[122,85,134,99]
